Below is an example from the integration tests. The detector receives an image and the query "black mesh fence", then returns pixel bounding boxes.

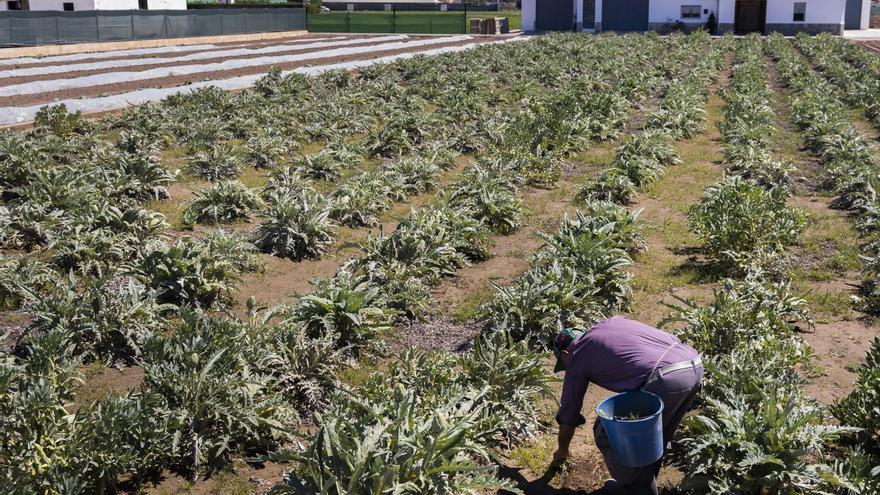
[0,8,306,47]
[310,2,471,34]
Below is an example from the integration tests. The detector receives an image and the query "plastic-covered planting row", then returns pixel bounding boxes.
[0,35,374,79]
[0,37,515,125]
[0,36,467,98]
[0,34,343,67]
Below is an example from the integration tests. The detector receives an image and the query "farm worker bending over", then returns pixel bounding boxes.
[551,316,703,495]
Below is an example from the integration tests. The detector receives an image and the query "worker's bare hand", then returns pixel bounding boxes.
[551,448,569,465]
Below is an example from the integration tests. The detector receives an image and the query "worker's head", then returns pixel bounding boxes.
[553,328,584,373]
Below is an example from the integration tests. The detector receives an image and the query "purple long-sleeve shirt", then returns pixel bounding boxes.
[556,316,699,427]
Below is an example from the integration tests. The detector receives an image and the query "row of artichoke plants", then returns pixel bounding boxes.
[762,32,880,493]
[0,33,705,493]
[668,34,844,493]
[792,32,880,135]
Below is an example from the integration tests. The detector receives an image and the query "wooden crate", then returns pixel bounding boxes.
[469,18,487,34]
[484,17,509,34]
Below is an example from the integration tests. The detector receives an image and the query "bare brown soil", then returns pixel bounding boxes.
[73,365,145,410]
[0,37,497,108]
[390,318,482,354]
[0,310,30,353]
[854,40,880,55]
[138,459,289,495]
[804,320,877,405]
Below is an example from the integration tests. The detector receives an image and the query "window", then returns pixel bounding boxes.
[793,2,806,22]
[681,5,701,19]
[62,1,73,10]
[7,0,22,9]
[138,0,147,8]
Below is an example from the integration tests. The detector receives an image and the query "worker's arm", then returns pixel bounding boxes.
[553,425,577,462]
[553,367,590,464]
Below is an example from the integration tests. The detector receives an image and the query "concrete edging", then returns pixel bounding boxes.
[0,30,309,60]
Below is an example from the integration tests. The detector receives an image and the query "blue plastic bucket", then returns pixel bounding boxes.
[596,391,665,467]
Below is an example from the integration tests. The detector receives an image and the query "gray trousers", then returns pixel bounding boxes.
[593,362,704,495]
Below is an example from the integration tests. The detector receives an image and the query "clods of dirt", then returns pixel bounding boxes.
[390,317,482,354]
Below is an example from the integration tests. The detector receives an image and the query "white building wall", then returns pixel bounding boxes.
[765,0,845,25]
[108,0,187,8]
[524,0,858,33]
[147,0,186,8]
[717,0,734,24]
[522,0,535,30]
[27,0,96,9]
[1,0,185,10]
[93,0,138,8]
[649,0,719,25]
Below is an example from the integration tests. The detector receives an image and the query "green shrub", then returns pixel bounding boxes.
[293,149,347,181]
[286,272,396,352]
[261,166,316,204]
[577,170,638,205]
[23,276,169,363]
[688,177,806,275]
[252,191,336,261]
[384,157,441,198]
[185,143,243,181]
[142,312,298,479]
[662,276,813,357]
[244,134,288,169]
[448,172,522,235]
[330,173,393,228]
[483,210,636,346]
[138,234,256,309]
[182,181,263,227]
[33,104,92,137]
[679,388,856,494]
[306,0,322,15]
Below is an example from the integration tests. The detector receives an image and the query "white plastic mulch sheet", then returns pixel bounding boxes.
[0,35,466,98]
[0,35,333,67]
[0,36,359,78]
[0,37,521,125]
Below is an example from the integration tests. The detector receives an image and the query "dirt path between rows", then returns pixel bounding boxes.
[625,63,729,328]
[766,55,879,406]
